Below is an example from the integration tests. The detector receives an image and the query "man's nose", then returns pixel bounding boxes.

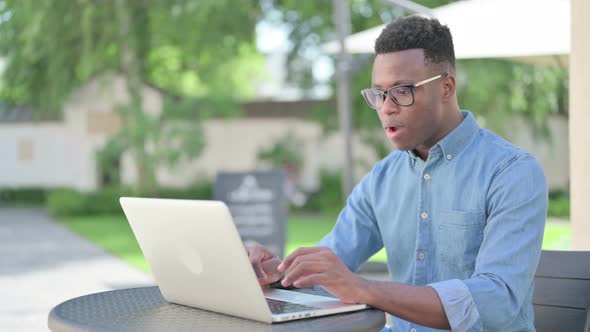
[379,96,401,116]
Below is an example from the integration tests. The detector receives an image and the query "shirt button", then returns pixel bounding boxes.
[418,252,426,260]
[421,212,428,219]
[446,154,453,160]
[423,173,431,180]
[411,329,417,332]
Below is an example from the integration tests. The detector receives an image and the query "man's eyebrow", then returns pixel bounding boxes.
[372,80,412,89]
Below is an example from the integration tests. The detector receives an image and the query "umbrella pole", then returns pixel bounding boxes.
[333,0,355,200]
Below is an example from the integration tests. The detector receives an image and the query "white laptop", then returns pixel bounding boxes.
[119,197,369,323]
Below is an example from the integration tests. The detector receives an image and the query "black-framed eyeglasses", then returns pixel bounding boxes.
[360,73,447,109]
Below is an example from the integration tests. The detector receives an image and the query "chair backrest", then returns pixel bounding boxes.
[533,250,590,332]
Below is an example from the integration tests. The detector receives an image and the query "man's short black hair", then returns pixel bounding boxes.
[375,15,455,68]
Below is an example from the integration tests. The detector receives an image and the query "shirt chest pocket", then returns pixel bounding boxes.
[435,210,485,279]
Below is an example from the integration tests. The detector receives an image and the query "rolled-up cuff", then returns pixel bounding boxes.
[428,279,482,331]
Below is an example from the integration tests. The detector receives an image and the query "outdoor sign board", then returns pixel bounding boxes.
[214,170,287,258]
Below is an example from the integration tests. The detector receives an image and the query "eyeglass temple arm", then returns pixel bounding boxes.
[414,74,446,87]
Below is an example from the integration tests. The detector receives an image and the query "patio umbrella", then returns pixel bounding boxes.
[321,0,570,66]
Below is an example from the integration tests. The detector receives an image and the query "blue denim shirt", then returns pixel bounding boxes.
[318,111,547,332]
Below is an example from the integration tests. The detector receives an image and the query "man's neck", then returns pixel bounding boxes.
[414,108,464,161]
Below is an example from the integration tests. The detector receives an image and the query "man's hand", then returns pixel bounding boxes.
[246,243,283,286]
[278,246,369,304]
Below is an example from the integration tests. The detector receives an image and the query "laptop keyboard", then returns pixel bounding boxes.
[266,298,320,314]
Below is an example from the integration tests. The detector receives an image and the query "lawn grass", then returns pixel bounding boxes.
[59,214,571,273]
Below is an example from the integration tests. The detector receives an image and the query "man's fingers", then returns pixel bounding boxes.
[248,244,277,264]
[246,245,283,282]
[281,260,326,287]
[261,248,277,261]
[258,273,279,286]
[279,247,327,272]
[247,246,268,278]
[257,260,282,286]
[247,246,262,263]
[261,257,281,273]
[282,250,330,278]
[292,274,325,289]
[284,253,324,276]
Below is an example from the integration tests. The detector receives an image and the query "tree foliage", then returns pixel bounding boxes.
[457,59,568,139]
[266,0,568,159]
[257,131,304,170]
[0,0,263,190]
[0,0,262,112]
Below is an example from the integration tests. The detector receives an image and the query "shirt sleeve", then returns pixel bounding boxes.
[429,153,547,331]
[317,163,384,272]
[428,279,483,331]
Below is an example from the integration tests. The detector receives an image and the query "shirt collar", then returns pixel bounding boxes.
[406,148,423,168]
[405,110,479,163]
[407,149,420,160]
[436,110,479,162]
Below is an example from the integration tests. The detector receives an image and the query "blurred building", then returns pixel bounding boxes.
[0,72,569,193]
[0,73,161,191]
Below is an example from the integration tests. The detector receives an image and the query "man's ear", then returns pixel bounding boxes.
[441,75,456,100]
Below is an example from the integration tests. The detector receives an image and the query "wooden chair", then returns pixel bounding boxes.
[533,250,590,332]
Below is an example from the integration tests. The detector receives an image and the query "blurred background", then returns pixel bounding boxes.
[0,0,583,330]
[0,0,571,250]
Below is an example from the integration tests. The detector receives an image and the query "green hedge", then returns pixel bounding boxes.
[548,190,570,218]
[47,183,213,217]
[3,183,571,219]
[293,177,571,219]
[154,185,212,201]
[47,187,133,216]
[0,187,48,206]
[292,170,344,216]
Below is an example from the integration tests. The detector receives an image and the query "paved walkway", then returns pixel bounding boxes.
[0,208,154,332]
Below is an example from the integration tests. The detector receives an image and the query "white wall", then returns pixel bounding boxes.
[504,115,569,190]
[145,118,378,191]
[0,73,163,191]
[62,73,162,190]
[0,123,95,190]
[0,74,570,193]
[133,115,568,193]
[66,74,162,119]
